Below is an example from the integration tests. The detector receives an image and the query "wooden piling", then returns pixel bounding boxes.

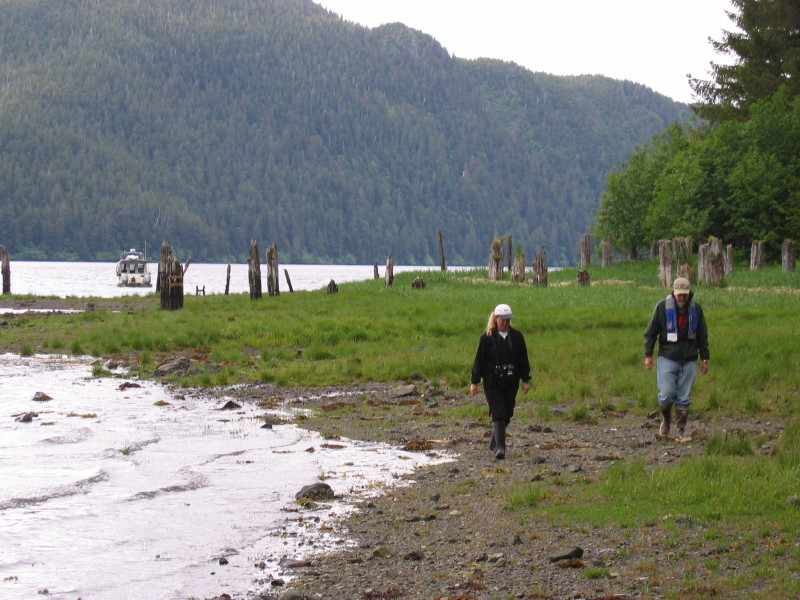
[601,235,612,267]
[577,269,590,286]
[225,264,231,295]
[1,245,9,294]
[783,240,796,271]
[266,242,279,296]
[437,228,446,272]
[673,237,694,283]
[385,254,394,286]
[512,252,526,282]
[658,240,673,287]
[247,239,262,299]
[750,240,765,269]
[579,234,591,268]
[488,238,504,281]
[284,268,294,292]
[532,245,548,286]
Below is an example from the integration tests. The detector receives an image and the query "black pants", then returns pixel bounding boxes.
[484,379,519,423]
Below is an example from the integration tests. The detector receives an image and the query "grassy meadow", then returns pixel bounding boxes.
[3,259,797,418]
[3,258,800,598]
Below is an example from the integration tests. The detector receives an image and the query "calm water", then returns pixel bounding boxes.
[0,359,450,599]
[3,261,460,298]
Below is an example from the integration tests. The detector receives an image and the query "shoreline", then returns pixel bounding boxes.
[204,381,781,600]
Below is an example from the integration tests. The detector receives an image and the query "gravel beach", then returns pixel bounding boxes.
[200,381,784,600]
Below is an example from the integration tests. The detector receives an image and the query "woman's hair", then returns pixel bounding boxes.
[485,311,497,336]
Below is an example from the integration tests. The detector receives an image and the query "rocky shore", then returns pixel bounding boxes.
[200,381,783,600]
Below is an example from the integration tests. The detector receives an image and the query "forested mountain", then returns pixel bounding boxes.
[0,0,689,265]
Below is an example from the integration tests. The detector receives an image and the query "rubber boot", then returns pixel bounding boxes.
[675,409,691,442]
[493,421,506,460]
[489,427,496,451]
[658,405,672,437]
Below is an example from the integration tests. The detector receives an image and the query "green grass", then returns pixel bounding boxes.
[1,261,798,418]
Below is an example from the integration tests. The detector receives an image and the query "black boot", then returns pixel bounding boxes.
[675,408,691,442]
[493,421,506,460]
[659,405,672,437]
[489,427,496,451]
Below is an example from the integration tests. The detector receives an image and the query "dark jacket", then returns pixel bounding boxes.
[471,326,531,388]
[644,292,709,363]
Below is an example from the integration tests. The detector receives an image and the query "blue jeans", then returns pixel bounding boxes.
[656,357,697,409]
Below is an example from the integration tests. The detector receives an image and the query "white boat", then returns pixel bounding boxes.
[116,249,152,287]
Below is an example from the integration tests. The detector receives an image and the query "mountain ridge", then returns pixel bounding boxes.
[0,0,689,265]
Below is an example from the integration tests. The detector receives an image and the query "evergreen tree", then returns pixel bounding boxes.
[691,0,800,123]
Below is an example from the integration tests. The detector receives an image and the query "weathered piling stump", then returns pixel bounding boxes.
[284,268,294,292]
[1,245,10,294]
[512,253,526,282]
[532,245,548,286]
[411,277,426,289]
[247,240,262,300]
[601,235,613,267]
[750,240,765,269]
[488,238,504,281]
[577,269,590,286]
[579,234,591,268]
[782,240,796,272]
[658,240,673,287]
[327,279,338,294]
[437,228,446,272]
[385,254,394,286]
[266,242,279,296]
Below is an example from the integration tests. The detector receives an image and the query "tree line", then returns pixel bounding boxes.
[0,0,687,265]
[594,0,800,261]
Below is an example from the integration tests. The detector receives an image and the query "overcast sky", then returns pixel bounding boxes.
[314,0,737,104]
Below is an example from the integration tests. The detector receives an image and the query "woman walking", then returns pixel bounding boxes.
[470,303,531,459]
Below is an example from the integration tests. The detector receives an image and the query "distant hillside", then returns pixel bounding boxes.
[0,0,689,265]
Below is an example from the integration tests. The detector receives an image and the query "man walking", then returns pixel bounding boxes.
[644,277,709,442]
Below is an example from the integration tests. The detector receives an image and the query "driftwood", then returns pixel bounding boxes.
[385,254,394,286]
[266,242,279,297]
[284,268,294,292]
[658,240,672,287]
[437,228,446,272]
[327,279,338,294]
[512,253,526,282]
[532,245,548,286]
[488,238,504,281]
[782,240,796,272]
[1,245,9,294]
[577,269,590,286]
[225,264,231,295]
[601,235,612,267]
[750,240,765,270]
[579,234,591,268]
[411,277,426,289]
[247,239,262,299]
